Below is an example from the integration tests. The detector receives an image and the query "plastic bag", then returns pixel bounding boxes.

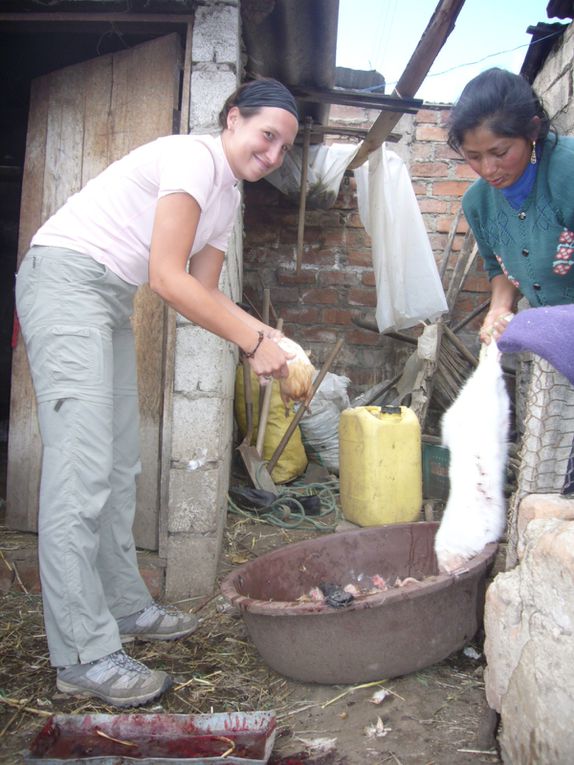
[234,367,307,484]
[265,143,358,209]
[298,372,351,473]
[354,143,448,332]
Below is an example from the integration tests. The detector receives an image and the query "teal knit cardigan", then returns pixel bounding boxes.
[462,135,574,307]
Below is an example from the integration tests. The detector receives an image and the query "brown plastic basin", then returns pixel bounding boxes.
[220,522,496,684]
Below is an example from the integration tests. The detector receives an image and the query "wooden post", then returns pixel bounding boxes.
[267,338,344,473]
[296,117,313,274]
[256,317,283,456]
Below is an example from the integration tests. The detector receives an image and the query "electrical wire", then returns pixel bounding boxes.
[379,29,565,93]
[427,30,564,79]
[372,0,399,74]
[227,480,341,531]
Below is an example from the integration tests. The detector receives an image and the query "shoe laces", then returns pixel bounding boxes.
[136,602,181,628]
[107,649,149,675]
[148,603,177,617]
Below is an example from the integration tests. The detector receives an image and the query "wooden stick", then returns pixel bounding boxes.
[0,695,52,718]
[451,298,490,333]
[443,325,479,367]
[296,117,313,274]
[351,316,419,347]
[446,233,477,310]
[357,374,403,407]
[267,338,344,473]
[256,318,283,455]
[439,206,463,280]
[178,24,193,134]
[296,117,313,273]
[257,289,272,422]
[262,288,270,326]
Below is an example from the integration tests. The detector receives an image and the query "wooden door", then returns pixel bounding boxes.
[7,33,182,549]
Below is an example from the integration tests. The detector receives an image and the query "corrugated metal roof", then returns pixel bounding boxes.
[520,20,570,83]
[241,0,340,125]
[546,0,574,19]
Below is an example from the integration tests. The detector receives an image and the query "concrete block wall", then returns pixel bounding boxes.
[533,21,574,134]
[164,1,242,600]
[242,104,489,396]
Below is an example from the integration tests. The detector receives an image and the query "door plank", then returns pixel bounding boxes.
[108,35,182,548]
[7,76,50,532]
[81,55,114,183]
[7,34,182,550]
[43,65,85,219]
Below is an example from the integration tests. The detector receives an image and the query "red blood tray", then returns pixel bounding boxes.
[25,712,277,764]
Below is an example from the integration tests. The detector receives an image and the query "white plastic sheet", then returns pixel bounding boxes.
[355,144,448,333]
[265,143,358,209]
[298,372,351,473]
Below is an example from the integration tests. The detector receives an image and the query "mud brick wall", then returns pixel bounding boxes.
[242,105,490,396]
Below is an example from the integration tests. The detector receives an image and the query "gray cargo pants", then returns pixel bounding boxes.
[15,246,152,667]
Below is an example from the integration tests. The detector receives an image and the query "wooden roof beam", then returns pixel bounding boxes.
[290,84,422,114]
[0,13,193,24]
[347,0,467,170]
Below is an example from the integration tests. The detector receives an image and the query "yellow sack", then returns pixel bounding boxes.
[234,366,308,484]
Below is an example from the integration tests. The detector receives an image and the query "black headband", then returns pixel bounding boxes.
[235,80,299,121]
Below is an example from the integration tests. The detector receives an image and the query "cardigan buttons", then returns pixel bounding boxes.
[533,283,541,290]
[521,248,530,257]
[518,211,526,220]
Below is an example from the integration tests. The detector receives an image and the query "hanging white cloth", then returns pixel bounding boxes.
[265,143,358,209]
[354,144,448,333]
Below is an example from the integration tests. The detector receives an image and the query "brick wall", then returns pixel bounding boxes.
[409,108,490,331]
[242,104,491,396]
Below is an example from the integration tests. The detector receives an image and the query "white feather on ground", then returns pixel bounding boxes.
[434,339,510,574]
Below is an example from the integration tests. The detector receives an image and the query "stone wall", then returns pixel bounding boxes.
[485,495,574,763]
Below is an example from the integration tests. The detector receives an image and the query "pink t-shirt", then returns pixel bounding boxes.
[32,134,240,286]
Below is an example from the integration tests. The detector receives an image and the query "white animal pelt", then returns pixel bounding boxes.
[434,340,510,574]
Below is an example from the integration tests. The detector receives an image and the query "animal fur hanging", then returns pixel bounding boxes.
[434,339,510,574]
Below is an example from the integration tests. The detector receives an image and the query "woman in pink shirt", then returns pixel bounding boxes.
[15,78,299,708]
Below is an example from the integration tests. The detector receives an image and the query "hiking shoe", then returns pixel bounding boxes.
[56,649,172,707]
[117,602,199,642]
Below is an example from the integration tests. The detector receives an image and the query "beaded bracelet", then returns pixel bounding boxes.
[241,330,265,359]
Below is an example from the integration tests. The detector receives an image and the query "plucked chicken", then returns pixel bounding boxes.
[275,336,316,407]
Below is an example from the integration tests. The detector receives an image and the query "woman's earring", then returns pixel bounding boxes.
[530,140,537,165]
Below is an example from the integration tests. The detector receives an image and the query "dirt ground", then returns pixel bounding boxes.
[0,504,504,765]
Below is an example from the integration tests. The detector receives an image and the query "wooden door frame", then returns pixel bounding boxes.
[5,16,194,554]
